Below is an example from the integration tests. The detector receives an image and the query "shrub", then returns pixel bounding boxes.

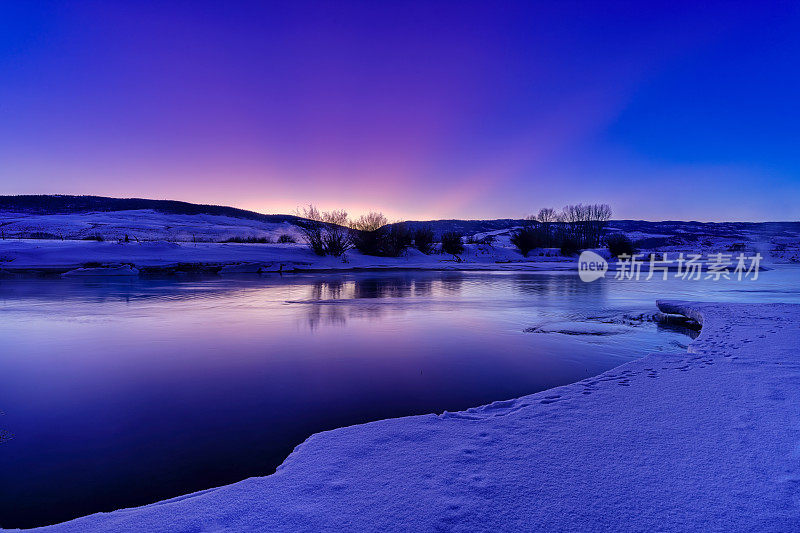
[323,235,350,256]
[351,229,381,255]
[606,233,635,257]
[296,205,352,256]
[413,226,435,254]
[27,231,60,240]
[298,221,326,255]
[277,234,296,243]
[351,214,412,257]
[350,212,388,255]
[560,238,579,256]
[441,231,464,256]
[296,205,325,255]
[466,234,495,245]
[351,212,388,233]
[510,226,543,257]
[380,223,413,257]
[321,210,352,257]
[222,236,272,243]
[82,234,104,242]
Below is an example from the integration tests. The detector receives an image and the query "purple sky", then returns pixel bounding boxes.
[1,1,799,221]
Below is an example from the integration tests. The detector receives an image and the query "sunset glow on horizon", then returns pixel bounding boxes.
[1,1,799,221]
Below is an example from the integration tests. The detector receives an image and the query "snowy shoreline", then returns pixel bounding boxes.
[13,300,800,532]
[0,239,578,275]
[0,239,771,277]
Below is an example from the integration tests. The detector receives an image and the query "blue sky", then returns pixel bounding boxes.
[0,1,798,220]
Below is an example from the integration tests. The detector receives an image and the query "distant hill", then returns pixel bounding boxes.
[0,195,306,225]
[1,195,797,248]
[390,219,526,239]
[393,218,800,241]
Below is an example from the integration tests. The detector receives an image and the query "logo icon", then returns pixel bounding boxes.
[578,250,608,282]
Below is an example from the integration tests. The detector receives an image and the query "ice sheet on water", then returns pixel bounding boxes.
[524,320,631,336]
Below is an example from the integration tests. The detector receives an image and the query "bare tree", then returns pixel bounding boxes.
[296,205,352,256]
[537,208,558,223]
[537,207,559,246]
[413,226,435,254]
[350,212,412,257]
[296,205,325,255]
[321,209,352,256]
[351,212,388,232]
[441,231,465,256]
[557,203,612,249]
[350,212,387,255]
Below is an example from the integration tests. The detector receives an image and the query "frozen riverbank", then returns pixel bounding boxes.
[14,300,800,532]
[0,239,574,274]
[0,239,772,277]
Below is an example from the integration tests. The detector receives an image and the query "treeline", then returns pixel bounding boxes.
[296,206,462,257]
[297,203,614,258]
[511,204,612,256]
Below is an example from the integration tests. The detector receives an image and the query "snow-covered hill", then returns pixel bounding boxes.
[0,209,305,243]
[0,196,798,267]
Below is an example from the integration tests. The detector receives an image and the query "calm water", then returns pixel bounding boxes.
[2,268,799,528]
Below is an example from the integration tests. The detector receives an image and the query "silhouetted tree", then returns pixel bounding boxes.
[351,212,389,255]
[350,213,412,257]
[510,225,543,256]
[296,205,352,256]
[380,224,413,257]
[536,207,558,223]
[606,233,635,257]
[560,237,579,256]
[413,226,435,254]
[441,231,464,256]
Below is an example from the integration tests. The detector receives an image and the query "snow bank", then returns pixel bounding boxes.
[218,262,271,274]
[15,301,800,532]
[525,321,630,336]
[61,265,139,277]
[0,239,574,273]
[0,238,766,277]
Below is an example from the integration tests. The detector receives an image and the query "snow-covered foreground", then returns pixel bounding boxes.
[16,300,800,532]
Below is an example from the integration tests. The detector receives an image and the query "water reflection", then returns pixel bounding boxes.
[280,274,472,329]
[302,275,436,301]
[300,276,430,328]
[514,271,604,299]
[414,277,433,297]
